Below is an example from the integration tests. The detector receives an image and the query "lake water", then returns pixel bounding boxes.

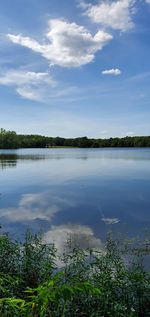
[0,148,150,252]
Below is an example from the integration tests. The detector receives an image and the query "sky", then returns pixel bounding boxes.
[0,0,150,138]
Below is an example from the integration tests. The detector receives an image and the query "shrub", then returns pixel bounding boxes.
[0,230,150,316]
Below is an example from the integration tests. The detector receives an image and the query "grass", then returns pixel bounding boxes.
[0,230,150,316]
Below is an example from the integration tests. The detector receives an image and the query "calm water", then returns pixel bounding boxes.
[0,148,150,252]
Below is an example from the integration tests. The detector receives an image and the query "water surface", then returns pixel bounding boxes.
[0,148,150,251]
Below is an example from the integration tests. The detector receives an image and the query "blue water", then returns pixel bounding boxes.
[0,148,150,251]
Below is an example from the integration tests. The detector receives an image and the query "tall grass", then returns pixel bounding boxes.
[0,230,150,316]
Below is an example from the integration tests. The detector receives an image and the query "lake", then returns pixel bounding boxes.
[0,148,150,252]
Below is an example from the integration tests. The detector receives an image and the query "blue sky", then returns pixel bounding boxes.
[0,0,150,137]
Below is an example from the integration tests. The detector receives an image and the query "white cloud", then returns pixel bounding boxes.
[16,87,42,101]
[0,69,58,101]
[0,70,53,86]
[80,0,135,31]
[44,224,103,255]
[0,68,82,102]
[7,19,112,68]
[102,68,121,75]
[0,192,76,222]
[0,193,57,222]
[145,0,150,3]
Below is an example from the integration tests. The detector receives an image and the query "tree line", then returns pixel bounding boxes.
[0,128,150,149]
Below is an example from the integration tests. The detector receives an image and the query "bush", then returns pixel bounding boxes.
[0,230,150,316]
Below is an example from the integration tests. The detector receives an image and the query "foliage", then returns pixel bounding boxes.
[0,128,150,149]
[0,128,18,149]
[0,230,150,316]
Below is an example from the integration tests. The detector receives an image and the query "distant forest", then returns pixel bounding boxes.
[0,128,150,149]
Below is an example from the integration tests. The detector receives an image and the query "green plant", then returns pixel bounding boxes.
[0,230,149,316]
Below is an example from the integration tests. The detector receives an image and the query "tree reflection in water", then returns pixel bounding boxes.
[0,154,17,170]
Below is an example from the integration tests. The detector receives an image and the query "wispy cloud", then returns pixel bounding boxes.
[0,69,81,102]
[128,71,150,82]
[16,87,42,101]
[0,192,76,223]
[0,70,54,86]
[7,19,112,68]
[80,0,135,31]
[102,68,121,76]
[0,69,55,101]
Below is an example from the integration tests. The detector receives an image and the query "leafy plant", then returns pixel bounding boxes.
[0,230,149,316]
